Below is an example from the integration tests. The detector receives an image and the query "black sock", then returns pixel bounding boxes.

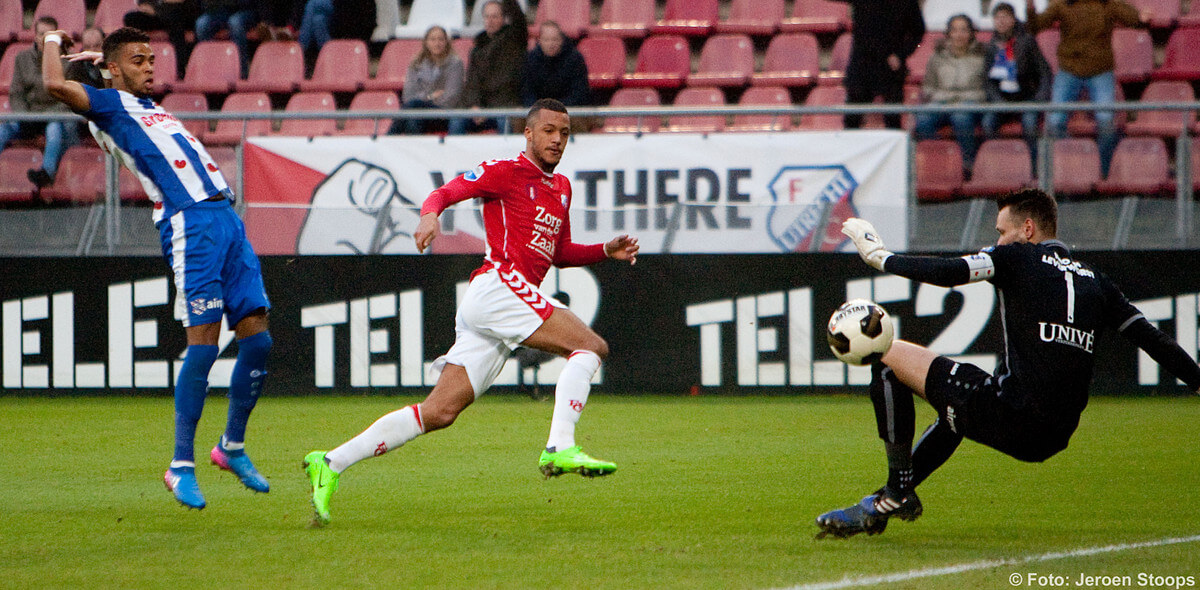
[870,364,915,492]
[911,419,963,487]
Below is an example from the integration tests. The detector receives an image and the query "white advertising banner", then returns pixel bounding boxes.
[242,131,909,255]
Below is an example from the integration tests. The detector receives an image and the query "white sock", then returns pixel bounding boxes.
[546,350,601,452]
[326,405,425,473]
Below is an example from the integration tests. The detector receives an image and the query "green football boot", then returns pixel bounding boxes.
[538,445,617,478]
[302,451,339,526]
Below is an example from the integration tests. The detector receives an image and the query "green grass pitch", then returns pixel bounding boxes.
[2,394,1197,589]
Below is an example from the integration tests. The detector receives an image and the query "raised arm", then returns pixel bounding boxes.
[841,218,987,287]
[39,30,92,113]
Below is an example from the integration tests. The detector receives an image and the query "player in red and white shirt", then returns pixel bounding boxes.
[303,99,639,526]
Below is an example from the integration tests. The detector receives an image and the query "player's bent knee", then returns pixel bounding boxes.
[588,337,609,361]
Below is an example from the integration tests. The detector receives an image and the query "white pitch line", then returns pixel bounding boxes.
[777,534,1200,590]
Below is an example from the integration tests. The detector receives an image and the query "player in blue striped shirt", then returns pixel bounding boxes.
[42,27,273,510]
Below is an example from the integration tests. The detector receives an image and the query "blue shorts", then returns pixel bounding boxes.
[158,199,270,328]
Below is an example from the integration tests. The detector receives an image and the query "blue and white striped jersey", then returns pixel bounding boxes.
[82,85,230,224]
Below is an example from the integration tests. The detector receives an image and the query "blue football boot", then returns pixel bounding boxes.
[815,486,921,539]
[164,466,206,510]
[211,444,270,493]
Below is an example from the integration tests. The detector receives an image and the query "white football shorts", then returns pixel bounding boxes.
[429,267,566,397]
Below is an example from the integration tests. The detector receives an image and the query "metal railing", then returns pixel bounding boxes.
[2,100,1197,254]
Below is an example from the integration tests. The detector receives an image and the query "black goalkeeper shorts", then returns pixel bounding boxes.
[924,356,1072,462]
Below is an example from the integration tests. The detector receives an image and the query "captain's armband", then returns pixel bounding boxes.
[960,252,994,283]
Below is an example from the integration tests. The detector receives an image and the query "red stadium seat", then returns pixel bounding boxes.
[0,147,41,204]
[529,0,591,39]
[914,140,964,202]
[94,0,136,34]
[1036,30,1059,72]
[1152,29,1200,81]
[1124,80,1196,137]
[116,165,148,203]
[1051,138,1102,196]
[0,0,20,43]
[622,35,691,89]
[665,87,726,133]
[452,38,475,71]
[587,0,655,38]
[1095,137,1172,195]
[1181,2,1200,27]
[906,33,943,84]
[276,92,338,137]
[751,33,819,87]
[363,39,423,92]
[1192,137,1200,192]
[603,87,661,133]
[797,85,846,130]
[207,146,239,191]
[961,140,1034,196]
[1112,28,1154,84]
[717,0,784,36]
[160,92,210,141]
[149,41,178,94]
[1127,0,1179,29]
[651,0,719,37]
[780,0,851,34]
[207,92,272,145]
[174,41,241,94]
[302,39,369,93]
[578,37,626,89]
[236,41,304,94]
[818,33,852,86]
[41,146,106,204]
[21,0,86,40]
[1066,83,1127,137]
[689,34,755,88]
[341,91,400,136]
[729,86,794,132]
[0,44,30,96]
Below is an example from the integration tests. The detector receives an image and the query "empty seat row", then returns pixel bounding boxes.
[915,137,1194,202]
[0,144,239,205]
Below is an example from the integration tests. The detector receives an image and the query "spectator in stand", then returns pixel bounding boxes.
[914,15,988,176]
[449,0,527,135]
[521,21,590,107]
[153,0,202,73]
[835,0,925,129]
[982,3,1052,163]
[297,0,334,61]
[66,27,106,88]
[195,0,259,77]
[1026,0,1145,178]
[124,0,169,36]
[328,0,375,44]
[390,25,464,135]
[0,17,80,190]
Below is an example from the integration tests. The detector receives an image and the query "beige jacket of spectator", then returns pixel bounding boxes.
[922,40,988,104]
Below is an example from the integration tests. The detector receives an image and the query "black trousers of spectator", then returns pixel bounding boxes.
[844,59,907,130]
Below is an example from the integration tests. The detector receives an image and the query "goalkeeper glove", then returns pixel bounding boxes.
[841,218,893,271]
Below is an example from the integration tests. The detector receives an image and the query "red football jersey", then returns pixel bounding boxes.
[422,152,605,286]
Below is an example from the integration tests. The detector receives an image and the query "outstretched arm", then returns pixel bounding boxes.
[841,218,988,287]
[1120,317,1200,393]
[40,30,92,113]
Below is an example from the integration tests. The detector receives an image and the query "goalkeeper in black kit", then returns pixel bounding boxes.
[815,189,1200,539]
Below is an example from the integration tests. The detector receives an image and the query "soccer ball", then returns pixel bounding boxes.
[826,299,895,366]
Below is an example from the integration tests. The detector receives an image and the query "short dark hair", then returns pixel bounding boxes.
[998,189,1058,236]
[992,2,1016,16]
[527,98,568,121]
[102,27,151,64]
[36,16,58,29]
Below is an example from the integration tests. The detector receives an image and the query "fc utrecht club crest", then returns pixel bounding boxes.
[766,165,859,252]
